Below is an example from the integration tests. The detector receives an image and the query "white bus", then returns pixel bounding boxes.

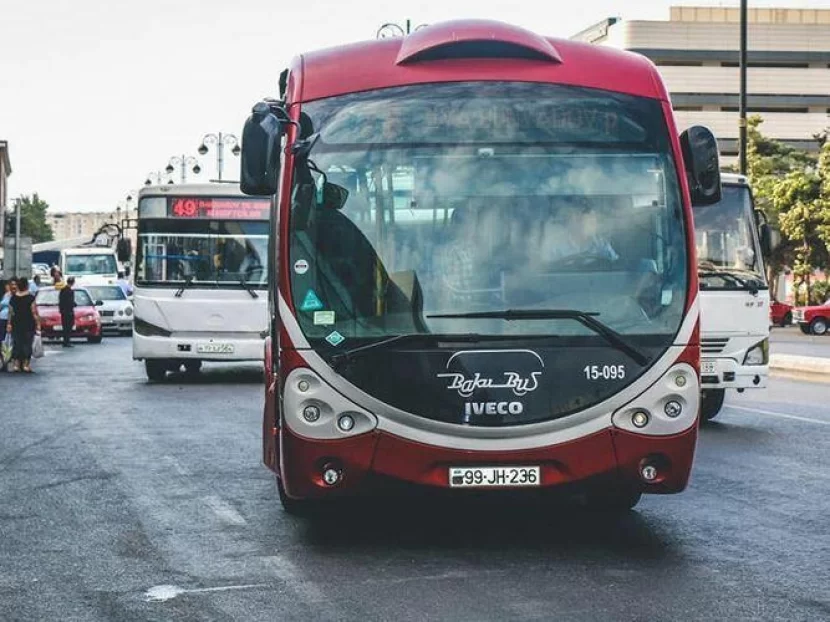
[133,183,270,381]
[693,173,774,421]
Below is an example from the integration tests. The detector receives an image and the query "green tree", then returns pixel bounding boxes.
[10,194,54,244]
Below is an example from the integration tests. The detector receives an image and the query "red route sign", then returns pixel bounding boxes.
[169,197,270,220]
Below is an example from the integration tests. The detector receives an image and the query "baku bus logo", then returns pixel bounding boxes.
[436,350,544,398]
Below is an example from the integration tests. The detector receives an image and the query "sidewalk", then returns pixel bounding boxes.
[769,353,830,378]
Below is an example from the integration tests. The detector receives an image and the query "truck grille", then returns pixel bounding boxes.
[701,338,729,354]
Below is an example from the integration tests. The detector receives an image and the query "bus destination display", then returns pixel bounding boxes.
[169,197,270,220]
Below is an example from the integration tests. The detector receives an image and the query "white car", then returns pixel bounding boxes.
[84,284,134,334]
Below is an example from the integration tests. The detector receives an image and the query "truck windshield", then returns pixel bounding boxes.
[290,82,688,347]
[65,254,117,276]
[693,184,767,290]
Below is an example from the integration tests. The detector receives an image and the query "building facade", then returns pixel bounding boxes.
[573,6,830,162]
[47,211,119,242]
[0,140,11,270]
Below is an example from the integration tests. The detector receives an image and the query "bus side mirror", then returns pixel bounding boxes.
[759,223,781,257]
[240,102,286,196]
[680,125,722,207]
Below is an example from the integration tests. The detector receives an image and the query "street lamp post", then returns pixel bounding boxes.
[166,155,201,184]
[145,171,174,186]
[739,0,748,175]
[376,19,428,39]
[198,133,240,182]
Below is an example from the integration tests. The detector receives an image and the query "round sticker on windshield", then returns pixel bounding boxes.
[294,259,309,275]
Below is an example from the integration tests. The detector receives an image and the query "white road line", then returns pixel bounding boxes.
[263,555,334,611]
[726,404,830,427]
[145,583,266,602]
[202,495,247,526]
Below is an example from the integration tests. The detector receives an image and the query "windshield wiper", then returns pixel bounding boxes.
[698,269,759,294]
[240,274,259,299]
[329,332,484,371]
[174,275,195,298]
[427,309,649,366]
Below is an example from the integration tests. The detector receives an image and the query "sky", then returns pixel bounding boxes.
[2,0,830,215]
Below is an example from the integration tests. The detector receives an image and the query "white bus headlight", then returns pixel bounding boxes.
[743,339,769,366]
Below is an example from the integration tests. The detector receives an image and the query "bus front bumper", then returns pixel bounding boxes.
[132,332,265,361]
[700,357,768,390]
[278,425,698,501]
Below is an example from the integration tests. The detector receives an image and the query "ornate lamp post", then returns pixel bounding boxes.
[166,155,201,184]
[197,132,240,181]
[376,19,428,39]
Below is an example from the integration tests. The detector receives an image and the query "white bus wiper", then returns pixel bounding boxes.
[698,268,759,294]
[173,275,195,298]
[329,332,484,371]
[427,309,649,366]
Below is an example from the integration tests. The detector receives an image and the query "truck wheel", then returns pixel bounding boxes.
[276,476,319,518]
[700,389,725,422]
[809,317,828,335]
[145,360,167,382]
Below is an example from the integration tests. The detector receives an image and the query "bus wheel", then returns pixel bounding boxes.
[700,389,725,422]
[145,360,167,382]
[276,477,318,517]
[184,360,202,374]
[809,317,828,335]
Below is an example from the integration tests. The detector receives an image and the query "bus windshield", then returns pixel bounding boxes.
[65,253,118,276]
[693,184,767,290]
[136,219,269,287]
[289,82,688,346]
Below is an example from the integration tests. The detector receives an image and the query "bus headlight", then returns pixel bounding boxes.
[743,339,769,366]
[612,363,698,435]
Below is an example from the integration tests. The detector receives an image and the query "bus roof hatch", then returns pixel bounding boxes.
[396,19,562,65]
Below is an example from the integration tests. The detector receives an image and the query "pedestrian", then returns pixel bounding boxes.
[7,277,41,373]
[0,279,16,371]
[30,275,41,295]
[116,271,133,297]
[59,276,77,348]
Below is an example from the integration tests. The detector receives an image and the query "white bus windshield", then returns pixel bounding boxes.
[65,253,118,276]
[693,184,767,290]
[136,219,268,287]
[289,82,688,343]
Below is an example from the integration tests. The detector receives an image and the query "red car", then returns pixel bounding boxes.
[793,299,830,335]
[770,299,793,327]
[35,286,103,343]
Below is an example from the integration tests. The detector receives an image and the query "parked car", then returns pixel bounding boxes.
[35,286,103,343]
[793,299,830,335]
[84,285,133,335]
[770,299,793,327]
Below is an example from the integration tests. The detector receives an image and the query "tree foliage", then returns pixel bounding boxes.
[742,116,830,303]
[10,194,54,244]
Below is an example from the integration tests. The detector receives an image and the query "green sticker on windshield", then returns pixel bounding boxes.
[325,331,345,346]
[300,289,324,312]
[314,310,335,326]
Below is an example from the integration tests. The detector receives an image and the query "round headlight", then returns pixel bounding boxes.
[302,405,320,422]
[125,307,133,316]
[632,411,649,428]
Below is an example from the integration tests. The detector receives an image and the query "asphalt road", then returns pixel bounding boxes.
[770,325,830,359]
[1,338,828,621]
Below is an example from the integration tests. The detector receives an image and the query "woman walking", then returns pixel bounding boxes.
[7,277,40,373]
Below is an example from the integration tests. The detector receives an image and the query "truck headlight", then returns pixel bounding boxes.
[743,339,769,366]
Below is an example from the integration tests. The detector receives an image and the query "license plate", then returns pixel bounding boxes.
[197,343,234,354]
[701,361,716,374]
[449,466,540,488]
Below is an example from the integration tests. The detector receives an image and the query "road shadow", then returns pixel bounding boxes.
[289,492,676,560]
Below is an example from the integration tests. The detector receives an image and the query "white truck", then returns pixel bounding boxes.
[693,173,777,421]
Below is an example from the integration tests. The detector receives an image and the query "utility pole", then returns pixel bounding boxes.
[739,0,748,175]
[14,201,20,277]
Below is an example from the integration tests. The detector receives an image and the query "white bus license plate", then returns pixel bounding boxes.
[197,343,235,354]
[449,466,540,488]
[701,361,716,374]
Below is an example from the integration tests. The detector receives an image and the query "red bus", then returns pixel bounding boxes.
[240,19,722,515]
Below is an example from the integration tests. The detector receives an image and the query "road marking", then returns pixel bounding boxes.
[162,455,190,477]
[727,404,830,427]
[263,554,341,618]
[145,583,266,602]
[202,495,246,526]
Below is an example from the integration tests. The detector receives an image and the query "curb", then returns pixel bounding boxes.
[769,353,830,376]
